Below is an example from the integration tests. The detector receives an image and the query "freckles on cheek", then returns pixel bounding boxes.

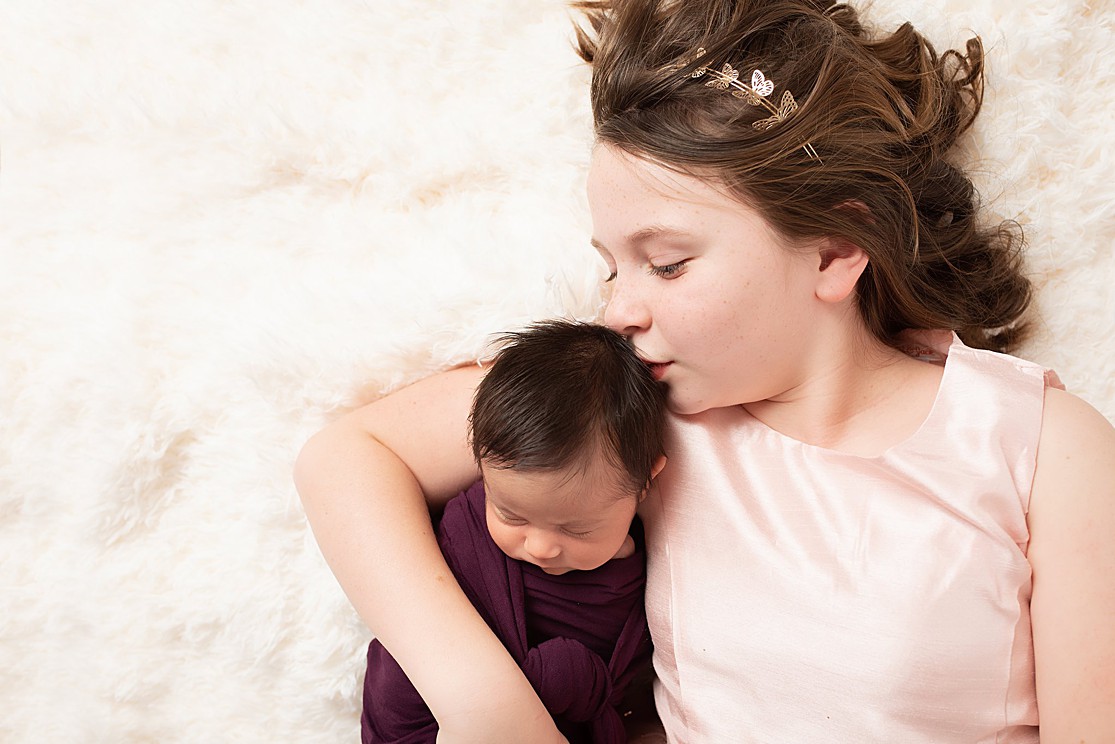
[691,296,733,333]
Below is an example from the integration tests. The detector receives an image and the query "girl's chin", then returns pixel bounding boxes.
[666,390,712,416]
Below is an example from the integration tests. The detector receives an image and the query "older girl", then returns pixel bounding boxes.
[296,1,1115,741]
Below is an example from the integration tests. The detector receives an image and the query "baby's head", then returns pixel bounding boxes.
[469,320,668,574]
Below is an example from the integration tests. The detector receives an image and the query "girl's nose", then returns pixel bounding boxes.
[603,278,650,335]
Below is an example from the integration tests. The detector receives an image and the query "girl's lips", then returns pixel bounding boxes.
[644,361,672,380]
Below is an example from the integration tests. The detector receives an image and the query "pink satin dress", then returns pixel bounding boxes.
[641,333,1052,742]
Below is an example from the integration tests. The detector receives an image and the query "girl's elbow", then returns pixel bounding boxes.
[293,425,342,503]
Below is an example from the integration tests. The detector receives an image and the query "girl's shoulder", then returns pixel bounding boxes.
[1033,386,1115,491]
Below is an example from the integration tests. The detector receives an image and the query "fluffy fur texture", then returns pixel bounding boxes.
[0,1,1111,740]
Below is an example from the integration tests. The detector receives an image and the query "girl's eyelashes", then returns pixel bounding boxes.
[649,259,688,278]
[593,247,617,282]
[603,258,687,282]
[562,528,594,538]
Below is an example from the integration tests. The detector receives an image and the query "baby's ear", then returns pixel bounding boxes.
[815,238,868,304]
[638,455,668,501]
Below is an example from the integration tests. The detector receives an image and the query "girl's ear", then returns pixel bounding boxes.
[815,238,869,304]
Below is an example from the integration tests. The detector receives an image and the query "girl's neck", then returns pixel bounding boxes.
[741,326,944,457]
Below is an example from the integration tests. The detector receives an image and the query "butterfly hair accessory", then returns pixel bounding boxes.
[672,48,821,163]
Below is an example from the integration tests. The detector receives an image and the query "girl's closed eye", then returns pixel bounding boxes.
[649,259,689,278]
[561,527,595,538]
[592,246,617,282]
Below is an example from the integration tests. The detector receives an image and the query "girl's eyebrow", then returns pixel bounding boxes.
[592,226,692,251]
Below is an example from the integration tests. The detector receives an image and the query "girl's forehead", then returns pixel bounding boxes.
[588,146,699,199]
[588,147,778,249]
[587,145,755,227]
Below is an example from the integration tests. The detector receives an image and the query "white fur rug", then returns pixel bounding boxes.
[1,1,1112,741]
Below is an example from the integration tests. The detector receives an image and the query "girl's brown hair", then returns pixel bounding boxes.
[574,0,1031,352]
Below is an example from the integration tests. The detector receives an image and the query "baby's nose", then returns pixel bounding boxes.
[524,530,561,560]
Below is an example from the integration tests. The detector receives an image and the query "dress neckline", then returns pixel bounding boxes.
[737,333,960,460]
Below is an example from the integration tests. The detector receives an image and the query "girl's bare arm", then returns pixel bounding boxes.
[1028,387,1115,743]
[294,365,565,742]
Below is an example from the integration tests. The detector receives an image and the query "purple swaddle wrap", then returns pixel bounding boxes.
[362,481,651,744]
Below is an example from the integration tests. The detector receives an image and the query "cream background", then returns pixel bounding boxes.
[1,1,1112,741]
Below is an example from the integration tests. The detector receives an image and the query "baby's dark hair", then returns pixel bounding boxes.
[574,0,1032,352]
[469,320,667,495]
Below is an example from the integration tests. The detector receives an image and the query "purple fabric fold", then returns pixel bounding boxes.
[362,481,651,744]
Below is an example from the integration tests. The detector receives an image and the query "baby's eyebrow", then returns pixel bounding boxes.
[493,503,603,529]
[489,500,522,518]
[555,516,606,529]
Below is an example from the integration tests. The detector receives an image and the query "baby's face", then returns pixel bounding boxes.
[481,461,639,575]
